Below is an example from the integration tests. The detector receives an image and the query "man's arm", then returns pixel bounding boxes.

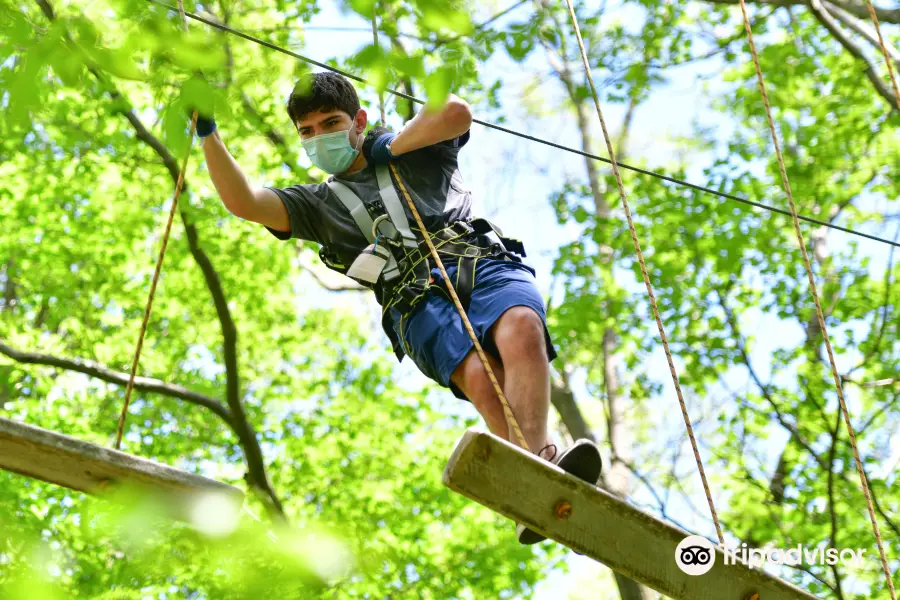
[202,131,290,233]
[386,94,472,157]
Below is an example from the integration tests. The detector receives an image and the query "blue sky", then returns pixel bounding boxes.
[264,1,898,597]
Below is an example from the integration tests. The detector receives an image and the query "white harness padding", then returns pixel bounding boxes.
[326,164,413,282]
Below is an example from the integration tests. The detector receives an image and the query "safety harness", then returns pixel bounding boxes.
[319,163,526,360]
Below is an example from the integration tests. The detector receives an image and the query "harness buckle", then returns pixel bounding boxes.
[372,214,402,246]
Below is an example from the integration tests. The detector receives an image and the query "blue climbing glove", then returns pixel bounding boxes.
[192,111,217,138]
[362,126,397,164]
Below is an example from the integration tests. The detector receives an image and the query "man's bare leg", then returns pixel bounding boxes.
[488,306,554,456]
[450,351,510,439]
[449,306,556,459]
[451,351,556,460]
[447,307,600,544]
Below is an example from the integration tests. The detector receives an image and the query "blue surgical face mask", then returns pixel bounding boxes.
[301,127,362,174]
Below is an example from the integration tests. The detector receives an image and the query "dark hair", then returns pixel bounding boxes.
[286,72,361,125]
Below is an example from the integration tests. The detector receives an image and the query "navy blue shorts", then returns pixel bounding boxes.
[390,258,557,402]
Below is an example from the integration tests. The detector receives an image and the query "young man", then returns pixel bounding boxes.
[197,71,601,544]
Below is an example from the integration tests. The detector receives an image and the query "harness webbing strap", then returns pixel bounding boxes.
[326,169,526,319]
[455,256,477,312]
[327,179,375,242]
[375,164,418,248]
[327,177,402,281]
[470,218,526,257]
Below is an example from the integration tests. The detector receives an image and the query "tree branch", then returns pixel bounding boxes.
[615,457,700,533]
[0,341,234,427]
[846,377,899,388]
[296,250,367,292]
[702,0,900,24]
[808,0,899,113]
[549,373,595,442]
[843,222,899,379]
[382,4,417,123]
[853,387,900,434]
[36,0,284,518]
[242,93,288,148]
[870,476,900,541]
[2,259,16,312]
[536,8,610,218]
[824,0,900,62]
[601,328,635,503]
[716,288,826,469]
[178,213,284,517]
[617,96,638,159]
[219,14,302,175]
[428,0,529,52]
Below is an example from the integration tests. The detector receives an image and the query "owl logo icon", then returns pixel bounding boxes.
[675,535,716,575]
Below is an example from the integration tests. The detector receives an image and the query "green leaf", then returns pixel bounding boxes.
[181,74,216,116]
[421,5,473,35]
[162,99,189,157]
[166,30,227,72]
[7,56,43,128]
[423,66,453,108]
[83,46,146,80]
[503,27,534,61]
[392,53,425,80]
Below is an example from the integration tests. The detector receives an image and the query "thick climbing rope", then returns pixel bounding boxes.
[848,1,900,593]
[560,0,726,545]
[114,0,198,450]
[736,1,896,595]
[144,0,900,251]
[388,164,531,453]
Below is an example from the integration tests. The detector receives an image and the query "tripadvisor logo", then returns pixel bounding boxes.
[675,535,869,576]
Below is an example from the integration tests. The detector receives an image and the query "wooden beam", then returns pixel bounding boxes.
[443,430,819,600]
[0,417,243,520]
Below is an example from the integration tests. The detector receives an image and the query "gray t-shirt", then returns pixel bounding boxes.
[265,130,470,262]
[264,130,471,359]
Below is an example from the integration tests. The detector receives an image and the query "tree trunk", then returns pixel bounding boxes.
[2,258,15,312]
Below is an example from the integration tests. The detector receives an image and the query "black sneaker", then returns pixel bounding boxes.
[516,439,603,545]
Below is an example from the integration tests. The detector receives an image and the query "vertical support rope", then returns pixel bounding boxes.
[388,164,531,453]
[560,0,725,544]
[115,0,198,450]
[862,0,900,112]
[844,5,900,594]
[736,1,896,596]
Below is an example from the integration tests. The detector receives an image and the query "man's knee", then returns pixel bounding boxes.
[450,350,501,398]
[492,306,546,357]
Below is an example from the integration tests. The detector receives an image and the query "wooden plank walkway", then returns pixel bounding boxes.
[443,429,819,600]
[0,417,243,519]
